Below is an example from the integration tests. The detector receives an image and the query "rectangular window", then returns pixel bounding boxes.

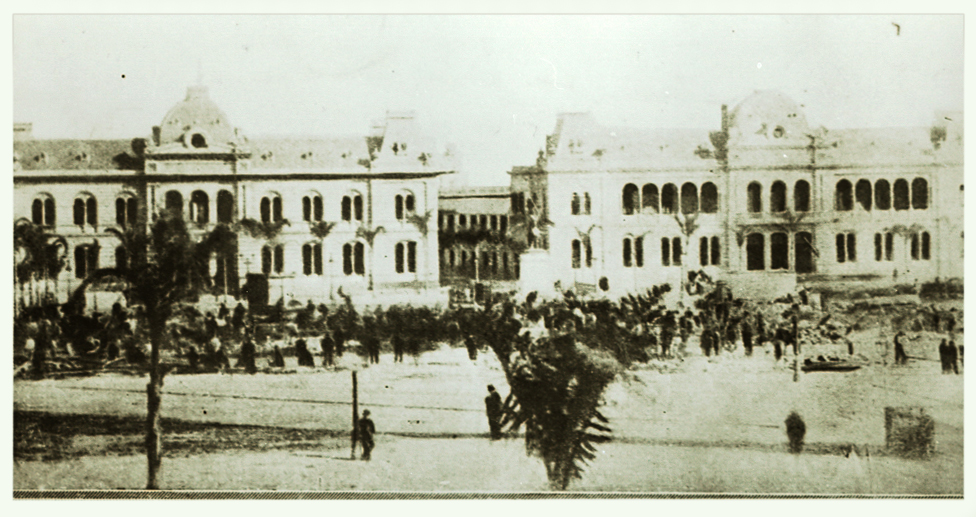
[874,233,883,262]
[343,244,353,275]
[313,197,323,221]
[672,238,682,266]
[921,232,930,260]
[837,233,856,262]
[395,243,405,273]
[354,242,365,275]
[499,215,507,234]
[354,196,363,221]
[314,244,323,275]
[572,240,581,269]
[661,237,671,266]
[341,197,351,222]
[846,233,856,262]
[885,233,894,261]
[700,237,709,267]
[273,245,284,273]
[408,242,416,273]
[303,244,313,275]
[710,236,720,266]
[770,232,789,270]
[635,237,644,267]
[622,239,632,267]
[490,215,498,231]
[585,240,592,268]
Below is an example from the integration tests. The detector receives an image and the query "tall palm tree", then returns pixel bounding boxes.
[65,212,221,489]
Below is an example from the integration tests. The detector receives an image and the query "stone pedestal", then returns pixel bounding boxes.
[519,249,556,299]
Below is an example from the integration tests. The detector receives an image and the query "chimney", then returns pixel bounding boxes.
[13,122,33,141]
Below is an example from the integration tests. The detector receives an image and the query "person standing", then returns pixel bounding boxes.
[271,345,286,368]
[700,327,711,357]
[948,340,959,374]
[321,333,335,367]
[893,331,908,365]
[392,334,404,363]
[232,303,247,333]
[359,409,376,461]
[485,385,503,440]
[741,317,754,357]
[465,335,478,361]
[239,335,257,374]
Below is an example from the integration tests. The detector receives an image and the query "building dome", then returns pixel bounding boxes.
[727,90,809,144]
[157,86,236,149]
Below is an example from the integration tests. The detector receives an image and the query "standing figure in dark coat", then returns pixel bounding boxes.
[465,335,478,361]
[334,328,345,358]
[773,339,783,361]
[232,303,247,333]
[741,318,754,356]
[485,385,503,440]
[321,333,335,367]
[700,328,712,357]
[271,345,286,368]
[295,338,315,367]
[239,336,257,374]
[939,339,949,373]
[186,345,200,371]
[948,340,959,374]
[359,409,376,461]
[893,331,908,365]
[392,334,404,363]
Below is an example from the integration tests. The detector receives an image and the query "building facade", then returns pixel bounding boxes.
[510,91,963,300]
[437,186,520,289]
[14,86,455,309]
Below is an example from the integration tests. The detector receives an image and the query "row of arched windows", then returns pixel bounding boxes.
[746,180,811,213]
[32,193,141,228]
[165,190,235,224]
[835,178,927,211]
[622,182,719,215]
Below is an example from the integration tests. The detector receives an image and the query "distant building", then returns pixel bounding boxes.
[510,91,963,299]
[14,86,455,309]
[437,186,520,293]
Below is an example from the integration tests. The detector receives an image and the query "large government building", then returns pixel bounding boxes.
[14,86,455,308]
[14,88,963,309]
[509,91,963,300]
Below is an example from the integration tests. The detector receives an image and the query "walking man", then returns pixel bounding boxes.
[485,385,503,440]
[359,409,376,461]
[893,331,908,365]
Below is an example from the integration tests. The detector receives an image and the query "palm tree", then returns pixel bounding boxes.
[13,218,68,311]
[673,212,699,301]
[356,225,385,290]
[64,212,221,489]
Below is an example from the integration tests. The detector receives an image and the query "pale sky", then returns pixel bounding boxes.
[13,14,963,186]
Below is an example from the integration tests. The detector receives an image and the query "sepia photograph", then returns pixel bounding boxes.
[10,13,964,498]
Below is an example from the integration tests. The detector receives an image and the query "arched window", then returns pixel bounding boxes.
[893,179,909,210]
[395,193,416,220]
[700,182,718,213]
[260,197,271,223]
[116,196,138,227]
[793,180,810,212]
[911,178,928,209]
[661,237,671,266]
[875,180,891,210]
[190,190,209,224]
[405,242,416,273]
[770,181,787,213]
[217,190,234,224]
[746,233,765,271]
[836,232,856,263]
[73,194,97,226]
[770,232,789,270]
[165,190,183,218]
[671,237,682,266]
[699,237,709,267]
[395,242,406,273]
[571,240,582,269]
[74,244,98,279]
[571,193,581,215]
[343,242,365,275]
[710,236,720,266]
[885,232,894,261]
[661,183,678,214]
[354,195,364,222]
[855,180,872,211]
[33,195,56,226]
[874,233,883,262]
[699,236,721,266]
[302,243,323,276]
[921,232,931,260]
[747,182,762,213]
[583,193,591,215]
[273,196,283,222]
[622,238,633,267]
[622,184,639,215]
[115,246,128,270]
[910,233,920,260]
[303,194,323,222]
[261,246,272,274]
[835,180,853,211]
[642,184,659,213]
[681,182,699,214]
[635,236,644,267]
